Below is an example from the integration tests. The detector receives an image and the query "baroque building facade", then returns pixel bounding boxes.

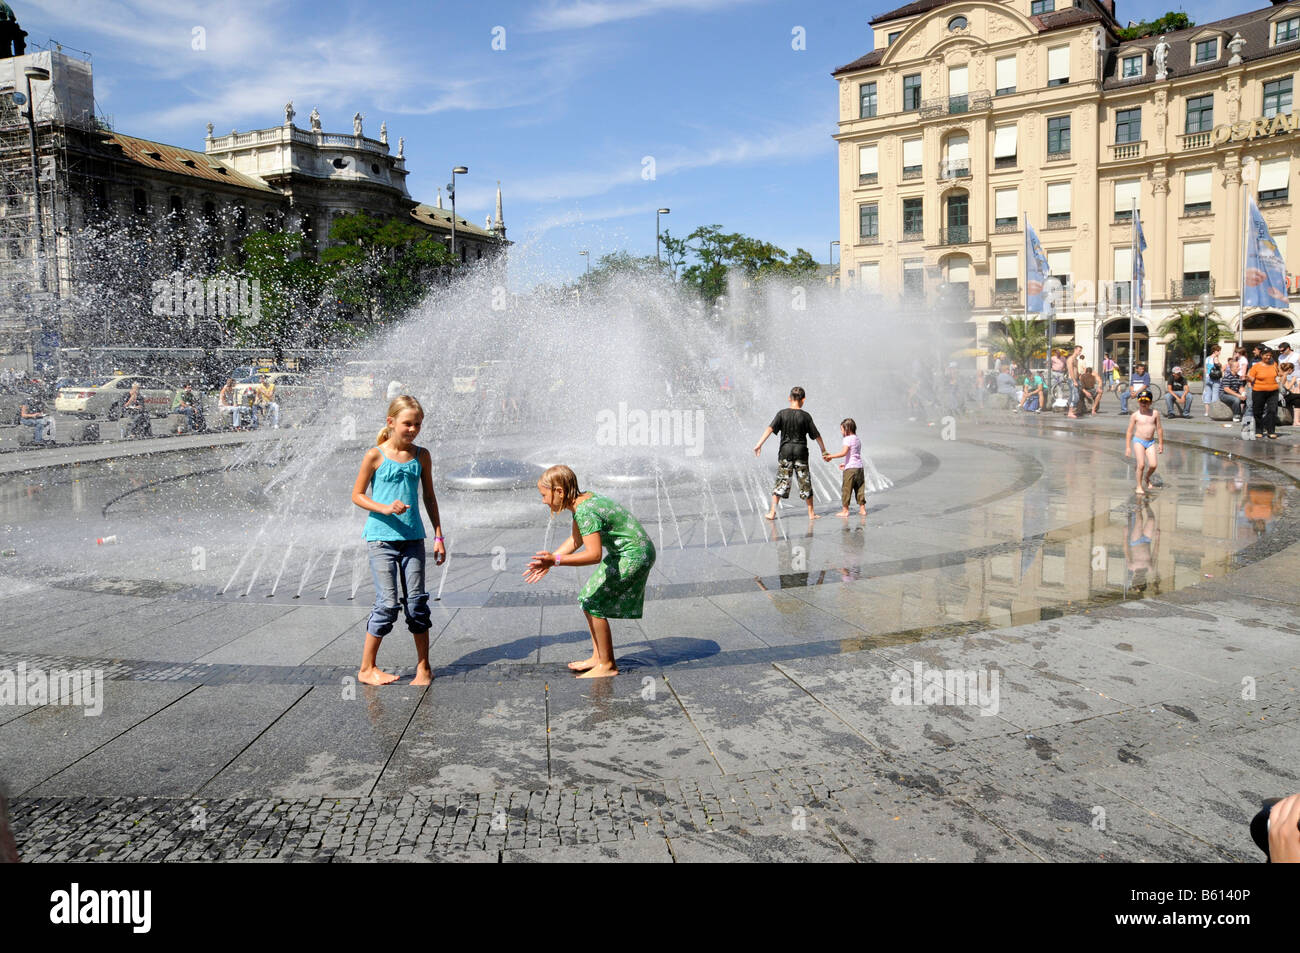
[834,0,1300,372]
[0,5,507,368]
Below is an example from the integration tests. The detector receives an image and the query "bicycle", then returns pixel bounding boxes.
[1110,378,1163,411]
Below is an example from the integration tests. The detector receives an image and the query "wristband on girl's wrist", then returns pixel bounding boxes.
[554,553,563,565]
[434,536,444,542]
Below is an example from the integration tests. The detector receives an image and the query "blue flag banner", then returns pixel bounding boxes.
[1025,216,1051,314]
[1132,213,1147,313]
[1244,195,1290,309]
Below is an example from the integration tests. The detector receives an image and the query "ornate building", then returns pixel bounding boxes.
[0,4,507,368]
[834,0,1300,372]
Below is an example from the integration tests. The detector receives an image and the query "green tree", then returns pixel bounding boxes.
[1117,12,1192,40]
[982,317,1049,371]
[1157,307,1235,375]
[228,230,334,357]
[322,212,456,324]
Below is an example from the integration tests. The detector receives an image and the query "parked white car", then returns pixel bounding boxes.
[54,375,174,419]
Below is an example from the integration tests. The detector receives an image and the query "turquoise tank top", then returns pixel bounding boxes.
[362,450,425,541]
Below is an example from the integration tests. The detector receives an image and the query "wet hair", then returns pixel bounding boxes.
[1138,391,1153,402]
[377,395,424,444]
[539,464,582,512]
[789,386,806,402]
[840,418,857,435]
[1283,363,1295,372]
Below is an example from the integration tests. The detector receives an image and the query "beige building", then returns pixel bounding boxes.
[834,0,1300,373]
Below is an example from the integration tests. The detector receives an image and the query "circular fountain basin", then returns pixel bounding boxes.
[589,454,694,489]
[444,459,545,492]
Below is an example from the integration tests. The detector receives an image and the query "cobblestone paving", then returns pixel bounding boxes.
[11,652,1296,861]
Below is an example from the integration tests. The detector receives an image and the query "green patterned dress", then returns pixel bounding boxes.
[573,494,656,619]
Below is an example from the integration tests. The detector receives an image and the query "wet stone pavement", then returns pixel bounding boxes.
[3,412,1300,861]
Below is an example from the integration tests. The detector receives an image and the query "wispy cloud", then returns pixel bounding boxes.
[528,0,761,31]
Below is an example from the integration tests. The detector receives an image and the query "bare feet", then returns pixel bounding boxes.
[764,511,777,520]
[858,508,867,517]
[576,662,618,679]
[359,666,399,686]
[836,509,850,518]
[412,663,433,686]
[808,511,822,520]
[1135,486,1145,496]
[568,656,598,671]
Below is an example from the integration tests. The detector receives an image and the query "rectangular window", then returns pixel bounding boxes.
[1047,249,1071,290]
[1047,46,1069,86]
[860,262,881,292]
[903,74,921,111]
[903,261,925,296]
[1184,169,1212,214]
[1047,182,1071,225]
[859,203,879,240]
[1113,247,1132,287]
[1183,241,1211,281]
[1185,94,1213,133]
[994,188,1018,228]
[888,30,902,45]
[858,144,878,185]
[902,138,923,177]
[1195,39,1217,63]
[1047,115,1071,156]
[1115,107,1141,143]
[1277,17,1300,45]
[948,65,969,112]
[859,82,877,118]
[1114,179,1141,221]
[995,56,1016,95]
[1264,78,1293,118]
[1031,0,1054,13]
[902,197,924,237]
[1121,55,1143,78]
[1260,157,1290,202]
[993,124,1018,169]
[995,253,1018,294]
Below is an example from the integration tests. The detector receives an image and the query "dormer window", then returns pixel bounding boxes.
[1031,0,1054,14]
[1194,38,1218,64]
[181,158,197,168]
[888,30,902,45]
[1121,54,1144,78]
[1276,16,1300,45]
[948,16,967,31]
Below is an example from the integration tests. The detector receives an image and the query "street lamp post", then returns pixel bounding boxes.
[656,208,670,264]
[579,249,589,273]
[448,166,469,260]
[829,240,839,286]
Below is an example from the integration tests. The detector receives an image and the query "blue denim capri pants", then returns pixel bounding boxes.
[366,539,432,637]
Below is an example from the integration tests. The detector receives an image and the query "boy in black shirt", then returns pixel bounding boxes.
[753,386,828,520]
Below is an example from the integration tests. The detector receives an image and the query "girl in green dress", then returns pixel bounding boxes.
[524,464,656,678]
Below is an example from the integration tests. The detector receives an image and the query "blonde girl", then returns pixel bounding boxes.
[350,395,446,686]
[523,465,655,679]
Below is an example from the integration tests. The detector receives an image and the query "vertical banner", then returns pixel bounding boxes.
[1025,216,1051,314]
[1244,195,1289,308]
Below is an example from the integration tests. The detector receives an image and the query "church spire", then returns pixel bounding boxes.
[436,186,443,210]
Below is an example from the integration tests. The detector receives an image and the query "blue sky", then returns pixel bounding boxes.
[21,0,1264,287]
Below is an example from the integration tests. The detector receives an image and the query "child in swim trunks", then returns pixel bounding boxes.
[1124,391,1164,496]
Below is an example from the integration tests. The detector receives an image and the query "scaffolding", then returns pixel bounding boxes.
[0,42,103,369]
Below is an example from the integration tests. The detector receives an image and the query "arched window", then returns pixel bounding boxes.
[948,16,968,31]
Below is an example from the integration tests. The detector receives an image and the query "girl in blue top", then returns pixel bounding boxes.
[350,395,446,686]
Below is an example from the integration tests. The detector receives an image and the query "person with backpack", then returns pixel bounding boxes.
[1203,344,1223,417]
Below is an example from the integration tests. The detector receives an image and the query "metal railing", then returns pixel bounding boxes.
[858,172,877,186]
[939,158,971,179]
[938,225,971,245]
[919,90,992,118]
[994,220,1020,233]
[1169,277,1214,299]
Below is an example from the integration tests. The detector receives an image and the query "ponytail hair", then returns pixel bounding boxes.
[377,395,424,444]
[840,417,857,435]
[539,464,582,512]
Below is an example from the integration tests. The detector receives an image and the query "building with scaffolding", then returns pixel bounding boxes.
[0,5,509,374]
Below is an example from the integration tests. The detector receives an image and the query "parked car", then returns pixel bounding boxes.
[54,375,175,419]
[232,371,319,406]
[341,361,420,400]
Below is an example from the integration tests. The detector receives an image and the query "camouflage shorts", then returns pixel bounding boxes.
[773,459,813,500]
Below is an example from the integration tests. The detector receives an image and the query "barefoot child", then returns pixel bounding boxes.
[350,395,446,686]
[753,386,829,520]
[823,417,867,518]
[523,465,655,679]
[1124,391,1164,496]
